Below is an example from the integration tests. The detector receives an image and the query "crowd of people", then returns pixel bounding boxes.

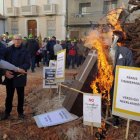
[1,33,89,71]
[0,29,135,128]
[0,32,89,120]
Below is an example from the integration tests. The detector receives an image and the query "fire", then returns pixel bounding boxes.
[86,31,114,98]
[85,8,126,101]
[107,8,127,48]
[106,8,123,31]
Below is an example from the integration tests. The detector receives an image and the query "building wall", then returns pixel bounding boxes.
[0,20,5,34]
[67,0,139,39]
[4,0,66,40]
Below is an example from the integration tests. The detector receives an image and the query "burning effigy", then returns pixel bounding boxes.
[85,29,114,105]
[85,8,126,104]
[85,2,138,103]
[84,3,139,138]
[63,1,140,139]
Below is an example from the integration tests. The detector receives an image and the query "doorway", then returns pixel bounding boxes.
[27,20,37,37]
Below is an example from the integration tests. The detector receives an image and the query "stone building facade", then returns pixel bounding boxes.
[4,0,66,40]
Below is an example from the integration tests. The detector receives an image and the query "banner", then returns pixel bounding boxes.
[113,66,140,121]
[83,94,101,127]
[34,108,78,128]
[55,49,66,82]
[43,67,58,88]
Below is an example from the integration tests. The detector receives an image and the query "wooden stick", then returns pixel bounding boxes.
[125,119,130,140]
[90,124,93,135]
[59,83,61,104]
[59,83,85,95]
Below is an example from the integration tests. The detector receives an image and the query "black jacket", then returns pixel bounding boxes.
[25,39,39,57]
[115,46,133,67]
[4,44,31,87]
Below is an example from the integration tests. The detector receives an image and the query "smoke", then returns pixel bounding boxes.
[85,28,113,50]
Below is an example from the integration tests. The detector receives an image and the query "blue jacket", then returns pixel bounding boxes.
[4,44,31,87]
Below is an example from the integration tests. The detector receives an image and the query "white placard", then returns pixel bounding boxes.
[49,60,56,68]
[83,94,101,127]
[113,66,140,121]
[55,49,66,82]
[34,108,78,128]
[43,67,58,88]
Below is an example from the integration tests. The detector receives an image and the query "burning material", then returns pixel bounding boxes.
[106,8,123,31]
[128,0,140,13]
[107,9,126,49]
[85,7,126,102]
[85,30,114,102]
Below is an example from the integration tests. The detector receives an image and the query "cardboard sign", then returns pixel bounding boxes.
[83,94,101,127]
[55,49,66,82]
[49,60,56,68]
[113,66,140,121]
[34,107,78,128]
[43,67,58,88]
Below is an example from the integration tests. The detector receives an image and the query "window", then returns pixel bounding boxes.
[103,1,117,14]
[27,0,36,5]
[79,3,91,15]
[47,20,56,37]
[11,20,18,34]
[11,0,18,7]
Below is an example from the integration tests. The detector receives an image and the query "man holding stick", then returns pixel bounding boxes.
[1,34,30,120]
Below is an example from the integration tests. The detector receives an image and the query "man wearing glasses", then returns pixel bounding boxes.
[1,34,30,120]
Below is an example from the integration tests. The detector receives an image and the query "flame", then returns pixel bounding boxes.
[107,8,123,31]
[107,8,127,46]
[86,31,114,98]
[85,8,126,101]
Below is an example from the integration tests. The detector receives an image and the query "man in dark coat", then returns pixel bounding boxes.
[46,36,56,62]
[1,34,30,120]
[0,40,27,84]
[25,34,39,72]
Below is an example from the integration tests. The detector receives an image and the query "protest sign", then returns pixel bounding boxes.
[43,67,58,88]
[113,66,140,121]
[55,49,66,82]
[34,107,78,128]
[49,60,56,68]
[83,94,101,127]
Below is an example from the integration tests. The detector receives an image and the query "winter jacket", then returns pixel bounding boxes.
[3,44,31,87]
[53,44,62,55]
[46,40,56,55]
[68,45,76,56]
[114,45,133,67]
[25,39,39,57]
